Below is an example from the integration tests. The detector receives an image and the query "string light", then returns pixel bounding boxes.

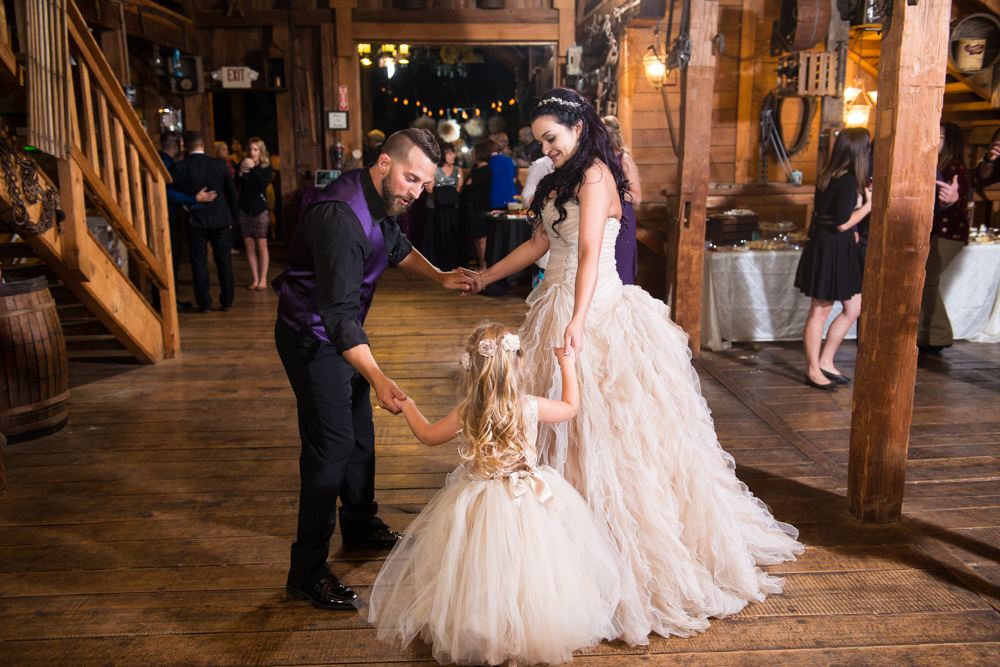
[509,98,515,105]
[462,111,468,119]
[491,102,496,109]
[403,99,408,105]
[393,97,398,102]
[475,108,480,116]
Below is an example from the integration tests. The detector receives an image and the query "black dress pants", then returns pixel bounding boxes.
[275,320,383,584]
[186,224,234,311]
[169,208,184,281]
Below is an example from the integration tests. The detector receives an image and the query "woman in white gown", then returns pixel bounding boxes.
[463,88,804,645]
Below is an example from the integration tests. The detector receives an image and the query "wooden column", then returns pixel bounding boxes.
[818,0,849,173]
[320,21,337,167]
[554,0,576,87]
[668,0,719,355]
[734,0,760,184]
[847,0,951,524]
[333,0,362,156]
[273,23,297,229]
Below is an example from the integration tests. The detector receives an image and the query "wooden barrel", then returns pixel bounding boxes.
[950,14,1000,73]
[0,276,69,443]
[778,0,831,52]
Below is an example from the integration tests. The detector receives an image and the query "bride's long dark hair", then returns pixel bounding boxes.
[527,88,630,235]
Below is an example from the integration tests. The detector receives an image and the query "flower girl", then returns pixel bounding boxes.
[365,322,621,666]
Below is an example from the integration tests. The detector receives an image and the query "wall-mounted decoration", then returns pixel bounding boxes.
[211,66,260,89]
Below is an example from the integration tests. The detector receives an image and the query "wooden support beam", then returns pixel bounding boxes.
[320,22,337,169]
[554,0,576,87]
[734,0,760,184]
[848,49,879,78]
[333,1,363,158]
[57,158,94,282]
[273,23,298,233]
[847,0,951,524]
[667,0,719,355]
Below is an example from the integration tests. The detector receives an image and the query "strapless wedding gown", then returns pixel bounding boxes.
[520,201,804,645]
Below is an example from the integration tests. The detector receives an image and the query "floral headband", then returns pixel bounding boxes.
[461,334,520,370]
[535,97,582,110]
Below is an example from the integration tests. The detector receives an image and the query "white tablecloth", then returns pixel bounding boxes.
[701,243,1000,351]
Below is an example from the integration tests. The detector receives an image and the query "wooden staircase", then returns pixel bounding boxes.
[0,0,179,363]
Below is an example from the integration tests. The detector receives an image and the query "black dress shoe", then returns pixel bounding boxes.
[820,368,851,384]
[343,524,403,552]
[286,575,358,610]
[804,375,838,391]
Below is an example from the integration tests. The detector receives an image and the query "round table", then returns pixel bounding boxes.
[483,211,534,296]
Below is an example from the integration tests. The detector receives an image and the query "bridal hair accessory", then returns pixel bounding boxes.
[536,97,582,110]
[461,353,472,370]
[501,333,520,352]
[478,339,497,358]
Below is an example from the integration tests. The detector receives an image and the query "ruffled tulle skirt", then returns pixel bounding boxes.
[520,280,805,645]
[366,464,622,665]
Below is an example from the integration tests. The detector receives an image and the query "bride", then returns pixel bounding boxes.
[462,88,803,645]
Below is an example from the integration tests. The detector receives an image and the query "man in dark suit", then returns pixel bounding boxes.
[169,130,238,312]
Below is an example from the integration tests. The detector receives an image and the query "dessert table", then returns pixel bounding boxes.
[701,243,1000,351]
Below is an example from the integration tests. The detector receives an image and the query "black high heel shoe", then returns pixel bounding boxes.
[821,368,851,384]
[804,375,838,391]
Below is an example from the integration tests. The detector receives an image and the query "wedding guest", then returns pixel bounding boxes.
[237,137,274,290]
[488,142,517,209]
[490,131,511,157]
[513,126,542,167]
[215,141,238,178]
[363,129,386,165]
[463,140,494,271]
[919,123,971,354]
[229,138,245,172]
[975,127,1000,188]
[157,131,215,312]
[423,143,464,271]
[170,130,238,313]
[603,115,642,285]
[794,128,871,390]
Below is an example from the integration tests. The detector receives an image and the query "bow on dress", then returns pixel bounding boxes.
[504,471,556,507]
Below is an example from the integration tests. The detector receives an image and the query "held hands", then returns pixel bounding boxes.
[935,175,960,206]
[563,319,585,355]
[455,266,486,295]
[989,141,1000,163]
[440,269,476,295]
[373,374,407,415]
[553,345,577,366]
[195,187,218,203]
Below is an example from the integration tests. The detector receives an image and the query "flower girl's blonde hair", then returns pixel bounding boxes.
[458,322,529,479]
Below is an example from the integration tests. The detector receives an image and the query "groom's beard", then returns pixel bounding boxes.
[381,170,415,217]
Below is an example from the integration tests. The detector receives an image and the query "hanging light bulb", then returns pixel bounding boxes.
[643,49,667,89]
[462,111,468,119]
[509,98,515,105]
[386,59,395,78]
[403,99,409,105]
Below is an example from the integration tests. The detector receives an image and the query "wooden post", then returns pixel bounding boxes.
[847,0,951,524]
[320,21,337,167]
[554,0,575,87]
[272,23,297,233]
[668,0,719,355]
[734,0,761,184]
[333,0,362,155]
[57,156,94,282]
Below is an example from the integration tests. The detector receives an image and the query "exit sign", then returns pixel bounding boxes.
[339,85,349,111]
[219,66,256,89]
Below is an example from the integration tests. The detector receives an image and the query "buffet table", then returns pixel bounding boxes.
[701,243,1000,351]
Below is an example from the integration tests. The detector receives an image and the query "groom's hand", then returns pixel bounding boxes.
[440,270,476,294]
[373,374,407,415]
[454,267,484,295]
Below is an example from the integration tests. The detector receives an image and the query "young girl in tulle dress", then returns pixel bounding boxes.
[365,322,621,666]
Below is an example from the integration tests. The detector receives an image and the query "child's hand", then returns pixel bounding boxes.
[553,346,577,365]
[392,396,411,411]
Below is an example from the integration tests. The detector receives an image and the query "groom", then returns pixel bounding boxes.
[274,128,473,609]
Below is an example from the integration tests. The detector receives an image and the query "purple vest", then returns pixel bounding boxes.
[273,169,389,342]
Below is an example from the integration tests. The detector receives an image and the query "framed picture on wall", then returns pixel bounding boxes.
[327,111,349,130]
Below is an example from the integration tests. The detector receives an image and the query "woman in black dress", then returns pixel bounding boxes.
[423,143,464,271]
[794,128,871,390]
[462,140,495,271]
[236,137,274,290]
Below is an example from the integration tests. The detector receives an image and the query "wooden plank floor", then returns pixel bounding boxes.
[2,254,1000,666]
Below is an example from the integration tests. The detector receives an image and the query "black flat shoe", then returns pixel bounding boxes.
[286,575,358,610]
[804,375,838,391]
[821,368,851,384]
[342,524,403,552]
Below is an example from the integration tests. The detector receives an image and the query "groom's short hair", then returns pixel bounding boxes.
[382,128,440,165]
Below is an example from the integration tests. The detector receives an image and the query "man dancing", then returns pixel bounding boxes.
[274,129,472,609]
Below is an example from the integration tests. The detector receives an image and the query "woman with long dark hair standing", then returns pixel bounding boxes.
[422,143,464,271]
[919,123,971,353]
[460,88,802,646]
[794,128,871,390]
[462,140,495,271]
[236,137,274,290]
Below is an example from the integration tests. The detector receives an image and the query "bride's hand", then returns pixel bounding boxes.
[563,319,585,355]
[455,267,485,295]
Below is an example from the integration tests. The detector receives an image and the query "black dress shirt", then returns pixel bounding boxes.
[303,168,412,352]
